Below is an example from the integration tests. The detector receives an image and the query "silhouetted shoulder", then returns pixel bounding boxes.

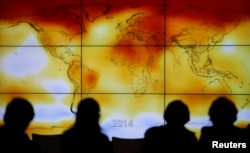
[0,98,41,153]
[145,125,196,138]
[199,126,248,153]
[60,97,113,153]
[200,126,215,135]
[61,127,112,153]
[141,125,197,153]
[0,124,41,153]
[141,100,198,153]
[201,125,245,139]
[144,126,163,137]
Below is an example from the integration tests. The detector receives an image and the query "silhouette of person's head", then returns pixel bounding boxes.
[164,100,190,126]
[208,96,238,126]
[74,97,100,129]
[3,98,34,132]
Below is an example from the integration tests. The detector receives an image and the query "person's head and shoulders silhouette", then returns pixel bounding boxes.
[201,96,242,136]
[163,100,191,129]
[145,100,195,137]
[68,97,101,133]
[61,97,113,153]
[199,96,247,153]
[141,100,197,153]
[0,97,40,153]
[0,97,34,135]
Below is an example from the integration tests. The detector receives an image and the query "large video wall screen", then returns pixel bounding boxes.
[0,0,250,139]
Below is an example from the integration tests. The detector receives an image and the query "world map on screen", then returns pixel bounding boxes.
[0,0,250,139]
